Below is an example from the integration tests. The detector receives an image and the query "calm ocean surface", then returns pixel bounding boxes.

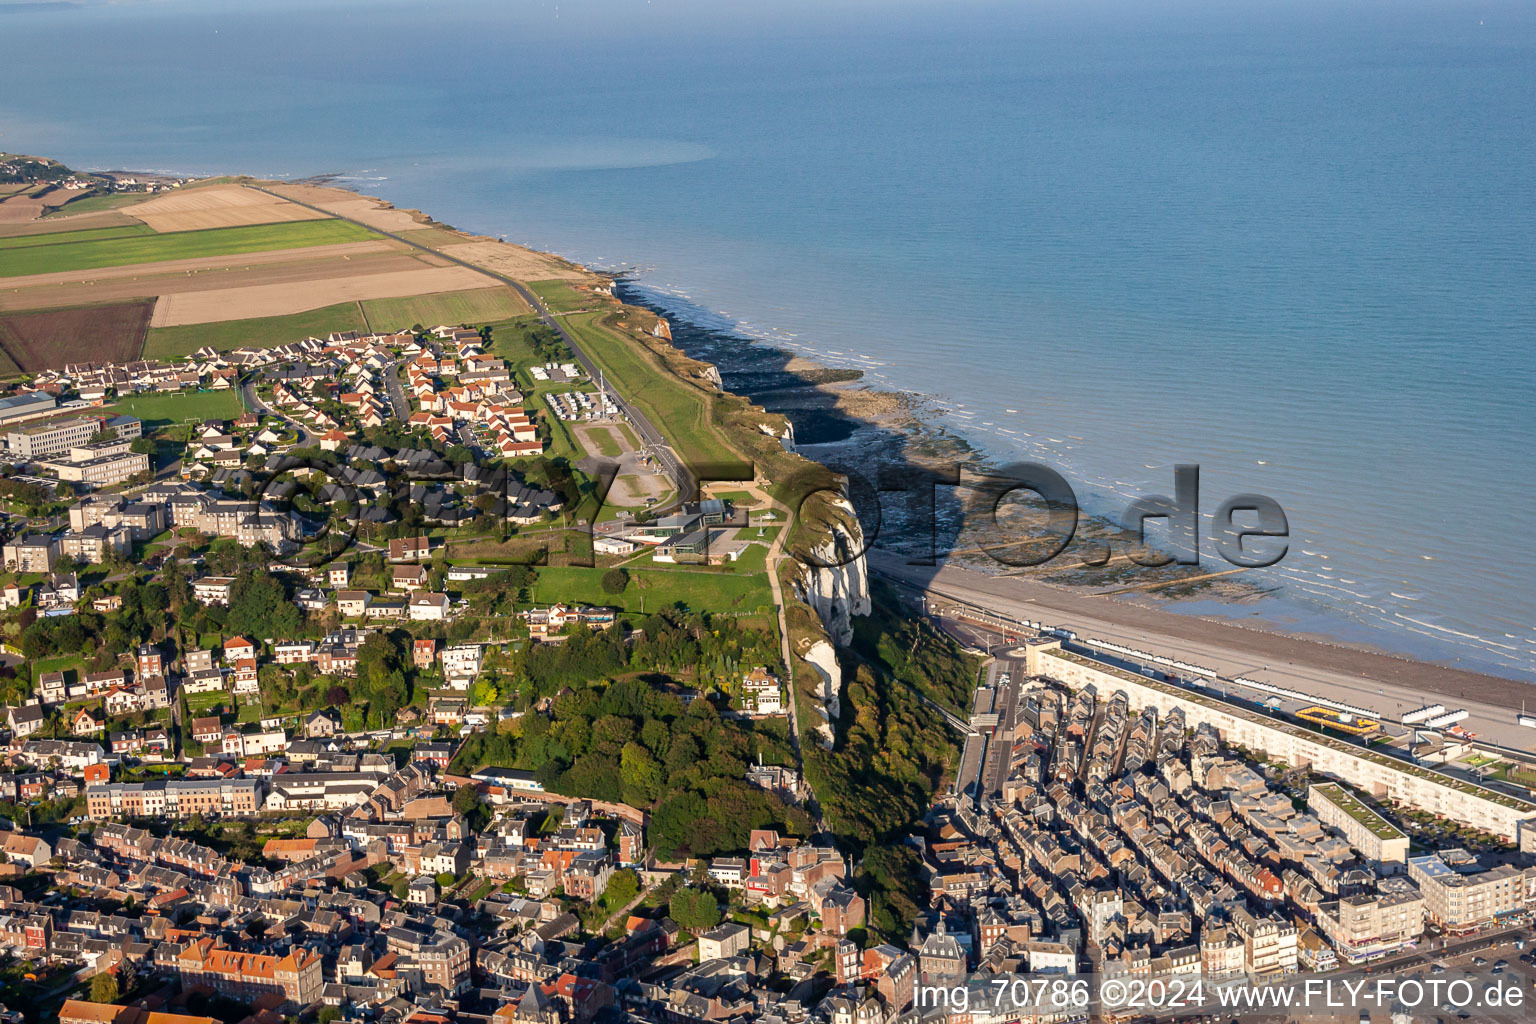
[2,0,1533,679]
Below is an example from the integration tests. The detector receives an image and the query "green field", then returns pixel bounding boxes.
[528,564,772,614]
[0,223,156,250]
[527,279,593,313]
[586,425,624,458]
[42,192,154,217]
[360,287,526,332]
[560,311,740,470]
[0,218,378,278]
[144,301,371,358]
[107,388,244,430]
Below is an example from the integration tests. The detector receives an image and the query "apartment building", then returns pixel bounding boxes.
[1407,853,1532,932]
[1308,783,1410,867]
[2,534,58,573]
[1026,639,1536,843]
[1316,885,1426,962]
[7,414,139,459]
[171,939,323,1010]
[86,778,264,820]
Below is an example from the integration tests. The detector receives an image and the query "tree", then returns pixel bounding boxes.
[668,886,720,932]
[130,437,158,455]
[600,568,629,595]
[90,970,120,1004]
[452,784,482,817]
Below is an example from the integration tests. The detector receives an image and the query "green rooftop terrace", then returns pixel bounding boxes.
[1310,782,1405,840]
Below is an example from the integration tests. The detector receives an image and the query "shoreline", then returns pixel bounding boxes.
[63,165,1531,687]
[609,280,1533,687]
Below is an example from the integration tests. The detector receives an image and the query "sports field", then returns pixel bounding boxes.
[0,218,378,277]
[107,389,244,430]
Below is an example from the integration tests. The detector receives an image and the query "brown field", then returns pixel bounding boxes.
[126,184,332,232]
[151,264,493,326]
[0,248,439,312]
[264,184,429,232]
[0,299,154,370]
[439,240,590,282]
[0,246,457,315]
[0,210,140,238]
[0,194,49,224]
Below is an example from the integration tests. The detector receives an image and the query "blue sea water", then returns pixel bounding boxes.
[1,0,1533,678]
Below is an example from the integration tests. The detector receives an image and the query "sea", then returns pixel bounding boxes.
[2,0,1532,680]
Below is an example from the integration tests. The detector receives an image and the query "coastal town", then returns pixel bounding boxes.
[0,163,1534,1024]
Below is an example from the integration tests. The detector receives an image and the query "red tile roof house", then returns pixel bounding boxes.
[223,636,257,663]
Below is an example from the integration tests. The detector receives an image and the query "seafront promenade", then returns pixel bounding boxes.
[870,550,1533,750]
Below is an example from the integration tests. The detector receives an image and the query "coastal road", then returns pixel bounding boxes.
[248,185,695,502]
[871,551,1536,750]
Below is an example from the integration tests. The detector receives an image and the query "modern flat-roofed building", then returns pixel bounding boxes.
[1308,783,1410,867]
[42,447,150,488]
[3,533,59,573]
[7,414,139,459]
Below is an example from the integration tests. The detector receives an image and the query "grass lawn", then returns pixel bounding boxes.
[528,279,595,313]
[0,218,378,277]
[360,286,527,332]
[559,312,740,471]
[529,564,772,615]
[0,223,156,250]
[143,301,371,358]
[27,653,81,682]
[731,545,769,572]
[107,388,244,430]
[585,424,625,458]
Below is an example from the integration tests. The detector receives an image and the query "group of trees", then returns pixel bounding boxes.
[452,675,807,861]
[20,575,170,667]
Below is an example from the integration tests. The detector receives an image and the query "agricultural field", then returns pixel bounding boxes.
[0,218,379,278]
[436,240,590,282]
[527,564,773,615]
[359,286,527,332]
[150,263,488,327]
[0,223,154,250]
[396,226,471,248]
[42,192,155,218]
[124,184,330,232]
[0,209,141,238]
[107,388,244,430]
[143,301,370,358]
[0,299,154,370]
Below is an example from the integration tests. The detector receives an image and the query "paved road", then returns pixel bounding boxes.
[248,185,695,500]
[381,358,410,422]
[239,372,313,447]
[871,551,1536,750]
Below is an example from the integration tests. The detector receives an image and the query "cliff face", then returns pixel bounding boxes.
[792,494,872,647]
